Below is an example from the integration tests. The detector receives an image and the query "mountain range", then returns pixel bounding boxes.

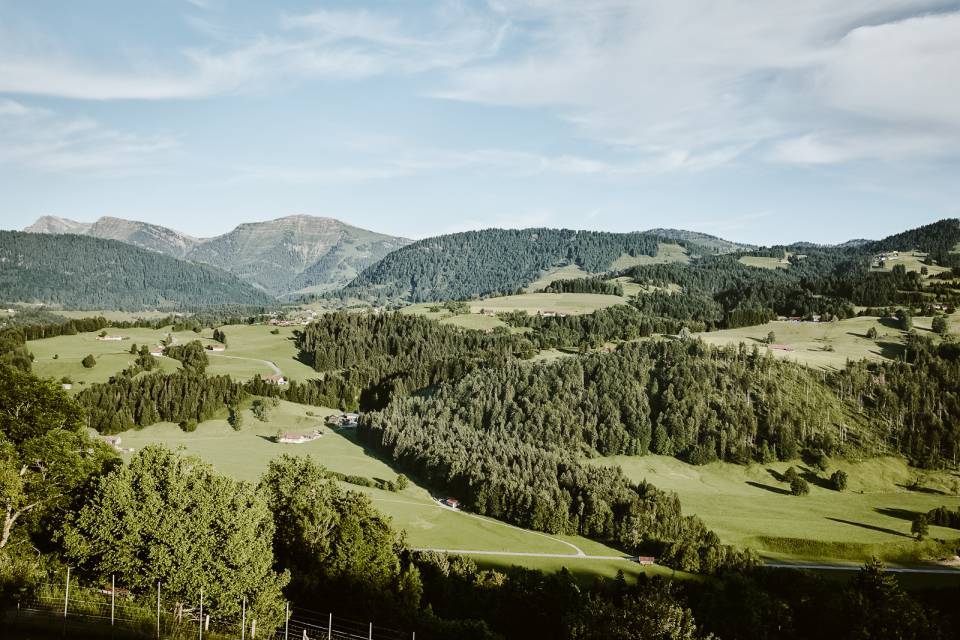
[0,231,273,310]
[23,215,410,297]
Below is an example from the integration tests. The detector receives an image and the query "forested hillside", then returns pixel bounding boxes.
[338,228,703,303]
[0,231,272,309]
[25,214,410,296]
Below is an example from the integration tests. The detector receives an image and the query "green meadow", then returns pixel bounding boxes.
[697,314,959,370]
[595,454,960,565]
[111,400,648,578]
[28,327,182,390]
[26,322,321,387]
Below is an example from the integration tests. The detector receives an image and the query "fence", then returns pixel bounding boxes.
[10,570,418,640]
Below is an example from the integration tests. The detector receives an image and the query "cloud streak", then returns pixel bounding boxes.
[0,99,178,173]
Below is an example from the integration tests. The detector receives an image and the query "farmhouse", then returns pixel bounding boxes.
[149,347,164,357]
[265,374,287,386]
[326,412,360,428]
[636,556,656,566]
[61,383,72,390]
[480,308,496,317]
[206,344,226,352]
[96,335,125,341]
[441,498,460,509]
[276,429,322,444]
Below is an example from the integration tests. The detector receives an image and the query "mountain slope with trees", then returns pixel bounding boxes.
[339,228,708,303]
[24,214,410,296]
[0,231,273,310]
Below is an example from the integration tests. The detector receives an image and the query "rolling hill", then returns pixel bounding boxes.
[23,214,410,296]
[0,231,273,310]
[338,228,710,303]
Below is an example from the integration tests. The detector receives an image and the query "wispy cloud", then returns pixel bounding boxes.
[0,99,178,173]
[438,1,960,166]
[230,140,735,186]
[0,5,506,100]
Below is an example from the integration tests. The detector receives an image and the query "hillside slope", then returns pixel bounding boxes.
[0,231,272,309]
[340,228,706,303]
[23,214,410,296]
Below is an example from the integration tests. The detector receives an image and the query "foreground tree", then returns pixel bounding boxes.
[843,558,934,639]
[0,366,116,549]
[63,445,288,629]
[259,455,419,615]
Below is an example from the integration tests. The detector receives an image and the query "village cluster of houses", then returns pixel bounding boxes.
[325,413,360,428]
[873,251,901,268]
[777,315,823,323]
[262,309,319,327]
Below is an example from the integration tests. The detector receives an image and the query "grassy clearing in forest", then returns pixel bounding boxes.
[595,454,960,565]
[27,327,182,390]
[738,255,791,270]
[697,314,960,370]
[198,323,318,381]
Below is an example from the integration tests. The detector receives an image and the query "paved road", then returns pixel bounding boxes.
[765,562,960,574]
[207,353,282,375]
[411,548,631,561]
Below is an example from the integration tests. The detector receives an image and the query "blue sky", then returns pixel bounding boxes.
[1,0,958,244]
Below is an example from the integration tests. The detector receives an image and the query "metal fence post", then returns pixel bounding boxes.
[199,588,203,640]
[63,567,70,618]
[284,603,289,640]
[111,574,115,626]
[369,621,372,640]
[327,613,332,640]
[241,598,246,640]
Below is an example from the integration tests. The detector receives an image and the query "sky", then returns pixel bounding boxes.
[0,0,959,245]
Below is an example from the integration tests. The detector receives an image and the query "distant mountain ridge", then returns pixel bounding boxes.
[23,214,410,297]
[0,231,272,310]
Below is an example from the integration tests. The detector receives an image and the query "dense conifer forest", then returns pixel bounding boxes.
[0,231,273,309]
[337,228,706,303]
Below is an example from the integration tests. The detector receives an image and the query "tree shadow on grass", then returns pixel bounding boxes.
[897,483,949,495]
[825,517,912,538]
[746,481,791,496]
[799,468,833,490]
[766,468,785,482]
[875,507,922,522]
[876,341,905,360]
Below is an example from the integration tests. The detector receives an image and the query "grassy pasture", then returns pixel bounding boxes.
[112,401,648,578]
[608,243,690,270]
[596,454,960,565]
[200,324,318,381]
[27,328,182,390]
[525,264,593,292]
[738,255,791,270]
[872,250,951,276]
[698,317,905,370]
[698,314,960,370]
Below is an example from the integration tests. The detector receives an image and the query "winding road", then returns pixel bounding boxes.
[207,353,282,375]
